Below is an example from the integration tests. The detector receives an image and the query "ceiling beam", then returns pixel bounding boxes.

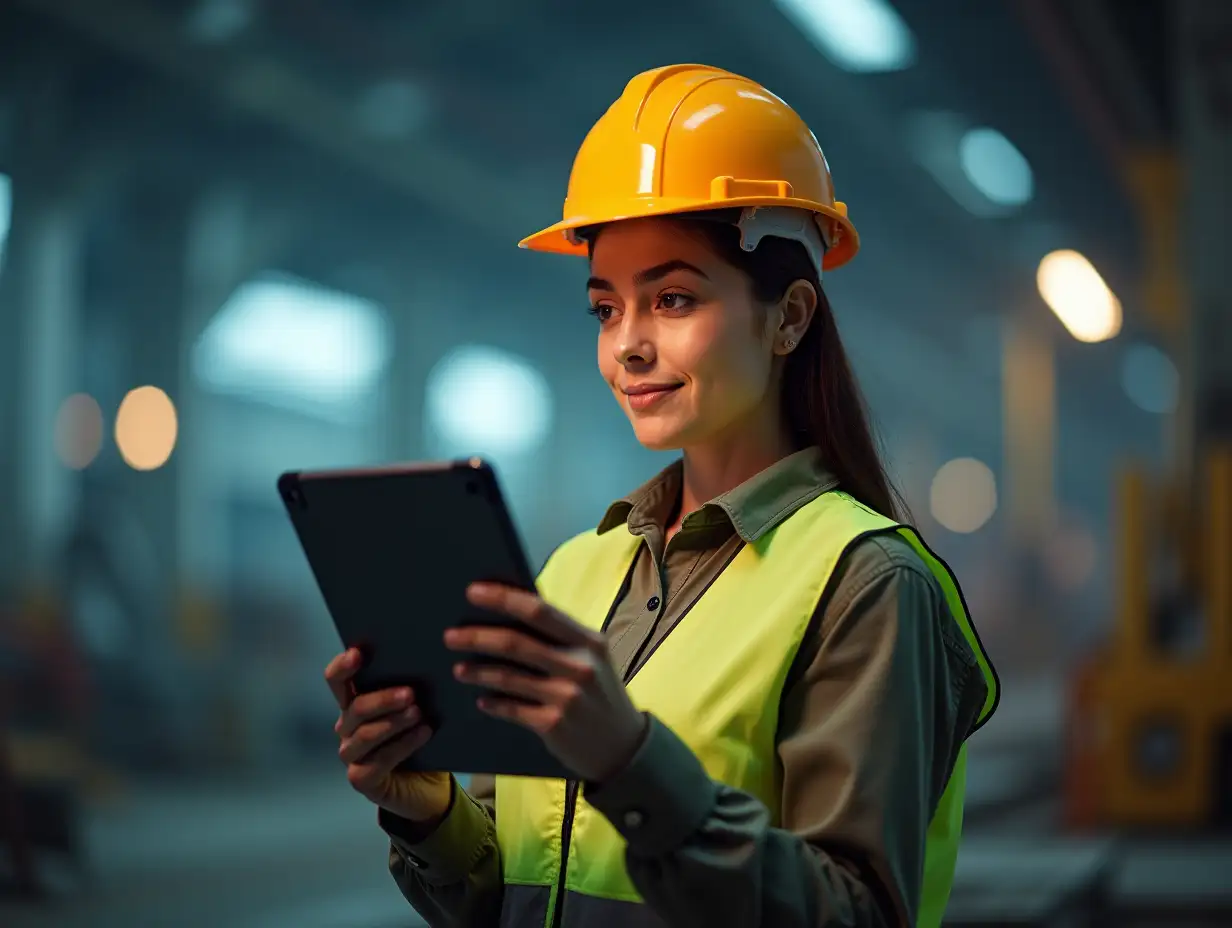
[1009,0,1131,177]
[1067,0,1165,143]
[264,0,577,158]
[12,0,554,244]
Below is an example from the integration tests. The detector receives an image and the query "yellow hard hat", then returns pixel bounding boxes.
[519,64,859,271]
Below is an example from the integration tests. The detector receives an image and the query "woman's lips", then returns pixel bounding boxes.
[625,385,682,411]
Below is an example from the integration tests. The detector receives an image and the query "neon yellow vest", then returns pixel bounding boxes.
[496,490,998,928]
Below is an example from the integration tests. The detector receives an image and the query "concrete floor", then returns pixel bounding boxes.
[1,769,426,928]
[950,832,1232,925]
[2,680,1228,928]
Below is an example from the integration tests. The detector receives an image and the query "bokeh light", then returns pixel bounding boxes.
[426,345,553,457]
[193,275,391,420]
[54,392,104,470]
[930,457,998,534]
[773,0,916,73]
[1036,249,1122,343]
[959,127,1034,208]
[115,386,179,471]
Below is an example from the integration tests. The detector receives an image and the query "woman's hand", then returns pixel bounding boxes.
[444,583,648,784]
[324,648,452,823]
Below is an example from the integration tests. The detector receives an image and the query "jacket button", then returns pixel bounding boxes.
[646,596,660,611]
[623,810,644,829]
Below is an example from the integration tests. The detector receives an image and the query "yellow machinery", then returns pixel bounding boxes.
[1065,446,1232,828]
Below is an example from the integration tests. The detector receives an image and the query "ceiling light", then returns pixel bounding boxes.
[959,127,1034,208]
[193,275,392,419]
[426,345,553,458]
[775,0,916,73]
[1036,250,1122,343]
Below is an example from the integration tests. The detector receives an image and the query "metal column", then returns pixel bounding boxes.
[0,75,85,610]
[1178,0,1232,664]
[1178,0,1232,450]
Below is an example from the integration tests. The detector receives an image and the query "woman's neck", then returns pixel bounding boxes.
[677,418,796,519]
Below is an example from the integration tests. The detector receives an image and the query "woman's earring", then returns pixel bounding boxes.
[782,338,796,352]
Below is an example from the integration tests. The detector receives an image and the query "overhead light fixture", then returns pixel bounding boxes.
[426,345,554,458]
[774,0,916,73]
[908,113,1034,216]
[193,275,392,420]
[1036,250,1122,343]
[958,127,1034,208]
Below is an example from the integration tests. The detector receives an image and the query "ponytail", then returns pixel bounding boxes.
[683,217,907,520]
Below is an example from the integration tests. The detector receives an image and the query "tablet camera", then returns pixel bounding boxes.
[283,482,307,510]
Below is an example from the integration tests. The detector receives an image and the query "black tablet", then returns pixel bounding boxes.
[278,458,571,780]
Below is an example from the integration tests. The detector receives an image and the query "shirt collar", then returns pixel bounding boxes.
[598,447,839,543]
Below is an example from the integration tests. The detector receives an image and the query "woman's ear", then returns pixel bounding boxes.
[773,279,817,356]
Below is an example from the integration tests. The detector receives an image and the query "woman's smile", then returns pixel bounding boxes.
[622,382,684,411]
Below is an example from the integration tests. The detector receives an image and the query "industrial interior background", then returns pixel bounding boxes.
[0,0,1229,925]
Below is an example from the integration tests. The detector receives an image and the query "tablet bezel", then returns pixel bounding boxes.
[279,458,571,780]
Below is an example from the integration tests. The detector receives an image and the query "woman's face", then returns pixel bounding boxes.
[588,218,780,452]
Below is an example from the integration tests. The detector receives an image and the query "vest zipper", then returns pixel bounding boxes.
[550,779,581,928]
[548,551,637,928]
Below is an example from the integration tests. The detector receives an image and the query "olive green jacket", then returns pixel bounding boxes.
[381,449,988,927]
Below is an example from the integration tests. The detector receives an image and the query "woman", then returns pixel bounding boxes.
[326,64,998,928]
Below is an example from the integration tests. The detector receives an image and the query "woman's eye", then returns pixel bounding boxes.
[658,292,693,311]
[587,304,615,323]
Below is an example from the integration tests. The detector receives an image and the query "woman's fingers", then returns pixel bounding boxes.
[476,696,565,735]
[323,648,362,710]
[336,686,415,738]
[453,661,581,704]
[466,584,599,650]
[346,725,433,790]
[338,703,422,764]
[444,626,596,681]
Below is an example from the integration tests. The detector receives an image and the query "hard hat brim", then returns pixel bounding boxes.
[519,196,859,271]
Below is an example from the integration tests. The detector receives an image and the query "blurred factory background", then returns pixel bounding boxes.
[0,0,1228,925]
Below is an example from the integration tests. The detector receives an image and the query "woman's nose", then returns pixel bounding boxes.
[613,314,655,368]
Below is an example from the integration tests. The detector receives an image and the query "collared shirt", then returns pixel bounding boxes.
[382,448,988,928]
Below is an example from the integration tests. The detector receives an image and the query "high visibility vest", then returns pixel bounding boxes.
[495,490,998,928]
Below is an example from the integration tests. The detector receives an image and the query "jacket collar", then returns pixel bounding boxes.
[598,447,838,543]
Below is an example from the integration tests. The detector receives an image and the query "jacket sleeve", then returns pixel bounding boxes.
[581,534,988,928]
[381,773,503,928]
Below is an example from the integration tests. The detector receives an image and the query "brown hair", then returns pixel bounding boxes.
[589,211,906,520]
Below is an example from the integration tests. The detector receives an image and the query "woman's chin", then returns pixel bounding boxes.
[629,419,687,452]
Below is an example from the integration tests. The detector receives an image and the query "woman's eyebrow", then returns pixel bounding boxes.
[586,260,710,292]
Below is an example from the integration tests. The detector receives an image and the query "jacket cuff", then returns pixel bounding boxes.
[583,714,717,858]
[379,776,494,885]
